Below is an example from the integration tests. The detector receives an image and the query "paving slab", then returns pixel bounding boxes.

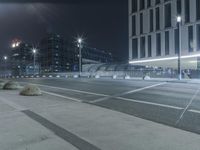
[0,111,78,150]
[0,90,200,150]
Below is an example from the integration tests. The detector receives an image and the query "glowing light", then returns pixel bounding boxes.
[11,41,20,48]
[177,16,182,23]
[129,57,177,64]
[12,43,16,48]
[3,56,7,60]
[32,48,37,54]
[129,53,200,64]
[78,38,82,44]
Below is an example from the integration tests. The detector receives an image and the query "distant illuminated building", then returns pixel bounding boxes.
[40,33,113,73]
[10,41,38,75]
[81,47,113,63]
[129,0,200,69]
[66,43,113,72]
[39,33,67,73]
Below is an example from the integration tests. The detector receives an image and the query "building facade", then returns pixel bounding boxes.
[40,33,68,73]
[81,47,113,64]
[10,42,38,76]
[129,0,200,69]
[40,33,113,73]
[64,44,113,72]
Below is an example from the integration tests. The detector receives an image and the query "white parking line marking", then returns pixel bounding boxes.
[116,97,183,110]
[19,82,108,97]
[42,91,83,103]
[175,88,200,125]
[91,82,166,103]
[188,109,200,114]
[119,82,166,96]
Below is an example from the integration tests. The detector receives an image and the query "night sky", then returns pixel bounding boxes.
[0,0,128,62]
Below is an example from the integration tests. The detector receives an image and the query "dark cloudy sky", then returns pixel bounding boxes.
[0,0,128,61]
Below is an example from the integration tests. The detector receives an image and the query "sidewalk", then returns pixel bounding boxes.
[0,90,200,150]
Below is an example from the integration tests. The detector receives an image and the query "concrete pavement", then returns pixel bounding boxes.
[12,78,200,134]
[0,89,200,150]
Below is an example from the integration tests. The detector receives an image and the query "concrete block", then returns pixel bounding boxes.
[3,81,20,90]
[20,84,42,96]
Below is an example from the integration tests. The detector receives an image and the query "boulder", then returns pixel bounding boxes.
[95,75,100,79]
[0,80,6,89]
[56,75,60,78]
[20,84,42,96]
[3,81,20,90]
[124,75,131,80]
[73,74,79,78]
[113,75,117,79]
[143,75,151,80]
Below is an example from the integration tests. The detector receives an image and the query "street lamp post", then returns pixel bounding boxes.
[77,38,82,77]
[32,48,37,75]
[3,56,7,78]
[177,16,182,80]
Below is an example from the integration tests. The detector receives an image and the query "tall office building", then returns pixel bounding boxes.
[40,33,67,73]
[129,0,200,69]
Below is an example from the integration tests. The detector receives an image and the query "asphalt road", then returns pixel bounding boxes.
[13,78,200,135]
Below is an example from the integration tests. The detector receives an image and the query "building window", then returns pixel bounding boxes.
[148,35,152,57]
[140,37,146,58]
[174,29,179,54]
[165,3,171,28]
[140,0,145,10]
[165,31,170,55]
[132,15,136,36]
[185,0,190,23]
[132,0,138,13]
[156,33,161,56]
[164,0,170,2]
[156,7,160,30]
[177,0,181,15]
[155,0,160,5]
[147,0,151,8]
[132,38,138,59]
[188,26,194,52]
[150,9,154,32]
[197,0,200,20]
[140,13,143,34]
[197,24,200,51]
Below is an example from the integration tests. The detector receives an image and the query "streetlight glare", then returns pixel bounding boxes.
[78,38,82,44]
[4,56,7,60]
[16,42,19,47]
[177,16,182,23]
[12,43,16,48]
[32,48,37,54]
[12,42,20,48]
